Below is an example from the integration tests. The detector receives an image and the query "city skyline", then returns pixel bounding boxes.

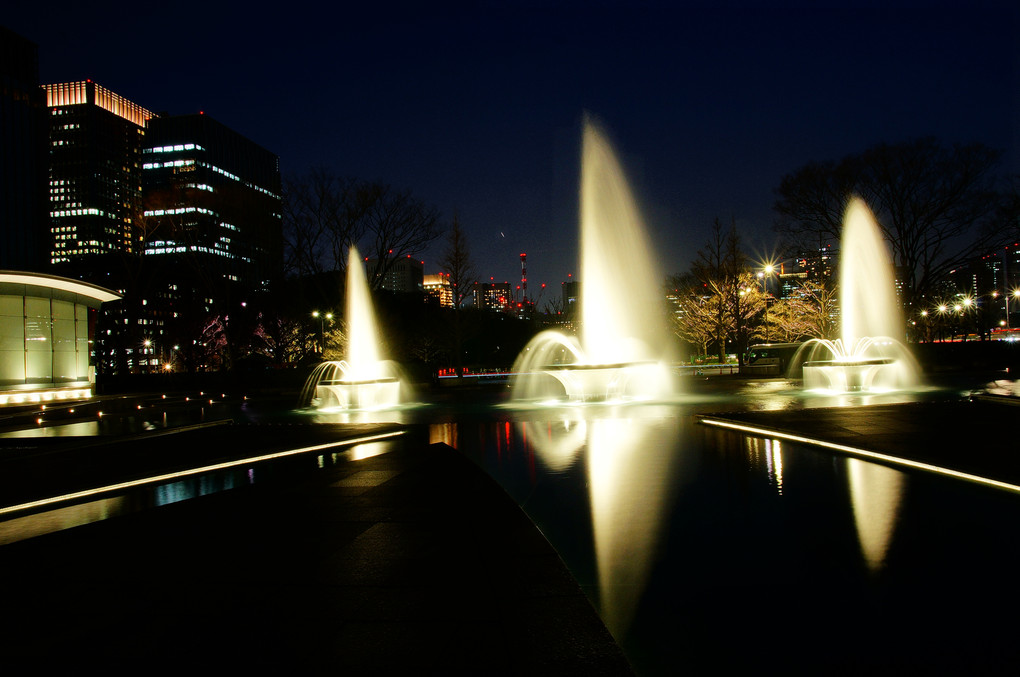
[4,2,1018,292]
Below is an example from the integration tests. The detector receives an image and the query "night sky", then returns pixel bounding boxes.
[6,1,1018,301]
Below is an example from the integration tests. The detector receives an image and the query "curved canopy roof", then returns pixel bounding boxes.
[0,271,121,303]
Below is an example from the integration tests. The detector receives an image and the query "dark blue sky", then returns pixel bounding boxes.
[6,2,1018,300]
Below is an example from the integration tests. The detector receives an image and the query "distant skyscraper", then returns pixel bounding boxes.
[794,246,837,282]
[473,281,512,311]
[44,80,155,267]
[423,273,453,307]
[1,28,48,271]
[562,279,579,309]
[366,256,424,294]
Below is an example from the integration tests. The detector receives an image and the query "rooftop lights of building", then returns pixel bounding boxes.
[44,81,155,127]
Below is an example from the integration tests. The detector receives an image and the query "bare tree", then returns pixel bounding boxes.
[794,280,839,339]
[438,216,477,377]
[282,168,363,278]
[667,273,717,360]
[360,183,442,290]
[731,271,765,358]
[691,218,752,362]
[282,172,441,291]
[438,215,477,308]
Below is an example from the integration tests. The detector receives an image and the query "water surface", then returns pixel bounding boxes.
[438,393,1020,675]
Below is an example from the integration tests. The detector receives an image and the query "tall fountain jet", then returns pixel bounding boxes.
[799,197,920,392]
[302,246,403,410]
[512,117,675,402]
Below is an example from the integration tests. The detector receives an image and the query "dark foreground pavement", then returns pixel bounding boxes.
[0,432,631,675]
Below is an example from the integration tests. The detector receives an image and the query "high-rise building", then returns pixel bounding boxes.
[1,28,48,271]
[793,246,837,282]
[366,256,423,294]
[561,279,579,309]
[141,113,282,293]
[92,112,283,374]
[44,81,155,267]
[473,281,512,311]
[423,273,453,307]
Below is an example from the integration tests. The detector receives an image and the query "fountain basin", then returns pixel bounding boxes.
[315,377,401,410]
[542,361,670,403]
[802,358,897,392]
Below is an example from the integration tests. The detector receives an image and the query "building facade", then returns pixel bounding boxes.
[141,113,282,294]
[45,81,155,267]
[366,256,423,294]
[473,281,513,311]
[423,273,453,307]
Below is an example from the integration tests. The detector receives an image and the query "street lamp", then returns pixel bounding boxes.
[935,304,949,342]
[312,311,333,354]
[757,264,774,342]
[1008,289,1020,330]
[142,338,153,373]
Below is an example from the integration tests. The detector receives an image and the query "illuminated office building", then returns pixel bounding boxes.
[423,273,453,307]
[473,281,513,312]
[1,28,48,270]
[45,80,155,266]
[141,113,282,293]
[366,256,424,294]
[93,112,282,374]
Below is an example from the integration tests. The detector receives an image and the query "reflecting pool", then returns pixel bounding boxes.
[434,394,1020,675]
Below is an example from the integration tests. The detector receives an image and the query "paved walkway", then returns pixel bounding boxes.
[0,429,631,675]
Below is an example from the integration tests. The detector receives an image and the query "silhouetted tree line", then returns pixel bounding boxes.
[669,136,1017,362]
[773,137,1010,308]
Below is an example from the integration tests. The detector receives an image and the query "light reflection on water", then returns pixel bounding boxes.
[847,457,905,572]
[154,469,251,507]
[505,407,680,636]
[441,400,1020,675]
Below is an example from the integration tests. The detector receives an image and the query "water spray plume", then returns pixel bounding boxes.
[511,117,676,403]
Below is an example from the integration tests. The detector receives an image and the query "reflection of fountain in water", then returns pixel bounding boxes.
[300,246,407,411]
[847,458,905,572]
[512,118,675,403]
[796,198,920,392]
[520,408,678,637]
